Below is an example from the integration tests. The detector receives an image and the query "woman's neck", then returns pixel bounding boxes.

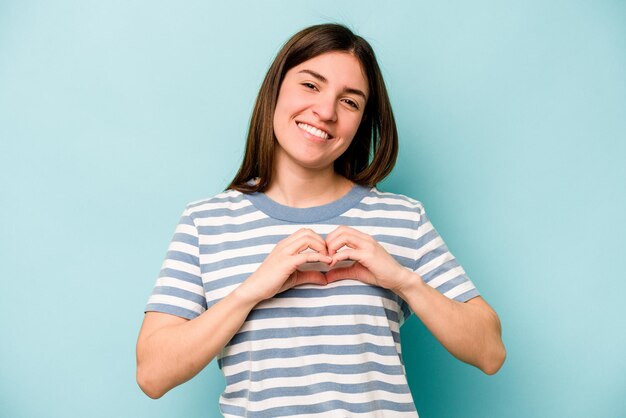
[264,169,354,208]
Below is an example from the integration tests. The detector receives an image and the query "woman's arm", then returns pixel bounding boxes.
[324,226,506,374]
[393,272,505,374]
[137,228,332,398]
[136,287,258,399]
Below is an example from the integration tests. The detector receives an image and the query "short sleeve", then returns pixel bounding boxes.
[412,203,479,303]
[145,207,207,320]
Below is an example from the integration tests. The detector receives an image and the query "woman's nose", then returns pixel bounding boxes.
[312,94,338,122]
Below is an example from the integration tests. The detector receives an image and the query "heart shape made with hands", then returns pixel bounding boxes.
[296,246,355,273]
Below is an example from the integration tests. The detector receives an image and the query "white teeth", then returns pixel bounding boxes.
[298,123,330,140]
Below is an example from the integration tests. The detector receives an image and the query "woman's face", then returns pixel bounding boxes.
[272,51,369,174]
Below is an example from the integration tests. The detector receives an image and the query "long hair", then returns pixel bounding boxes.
[227,23,398,193]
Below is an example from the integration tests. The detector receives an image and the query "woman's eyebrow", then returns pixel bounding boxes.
[297,69,367,100]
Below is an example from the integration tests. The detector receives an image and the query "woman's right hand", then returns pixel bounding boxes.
[236,228,332,304]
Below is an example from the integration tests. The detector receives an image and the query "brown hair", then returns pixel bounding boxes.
[227,23,398,193]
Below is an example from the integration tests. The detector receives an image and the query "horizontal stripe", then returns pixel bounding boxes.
[222,333,401,358]
[199,229,419,254]
[422,259,462,283]
[145,303,201,320]
[274,282,398,302]
[208,283,244,304]
[221,342,400,368]
[342,207,419,221]
[209,283,402,312]
[455,287,481,302]
[362,195,418,209]
[146,294,205,315]
[224,369,409,394]
[426,266,466,288]
[161,258,200,278]
[187,191,247,210]
[197,223,421,246]
[445,281,477,300]
[224,361,406,385]
[194,209,268,227]
[166,241,198,256]
[236,314,398,334]
[203,252,267,271]
[157,267,202,285]
[235,397,416,417]
[150,283,205,304]
[246,304,399,323]
[201,243,275,265]
[379,241,417,260]
[155,276,206,296]
[170,231,197,246]
[223,380,411,402]
[164,249,199,268]
[354,201,420,213]
[415,251,455,276]
[173,222,196,236]
[334,216,419,229]
[258,287,399,308]
[414,231,442,263]
[192,201,256,217]
[220,404,246,417]
[200,241,415,274]
[229,323,399,346]
[436,274,471,295]
[200,234,282,253]
[220,406,420,418]
[300,410,419,418]
[224,352,403,381]
[202,261,259,280]
[203,272,248,293]
[235,314,399,341]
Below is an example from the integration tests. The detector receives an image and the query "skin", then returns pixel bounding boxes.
[136,51,505,399]
[266,52,368,207]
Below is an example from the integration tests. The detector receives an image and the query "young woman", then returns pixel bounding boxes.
[137,23,505,417]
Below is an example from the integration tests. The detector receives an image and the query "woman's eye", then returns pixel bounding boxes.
[343,99,359,109]
[302,82,317,90]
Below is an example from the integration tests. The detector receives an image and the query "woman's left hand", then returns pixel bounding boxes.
[324,226,414,294]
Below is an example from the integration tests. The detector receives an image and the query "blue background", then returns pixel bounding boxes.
[1,1,625,417]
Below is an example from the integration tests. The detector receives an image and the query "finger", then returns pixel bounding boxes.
[326,230,367,255]
[293,251,333,266]
[326,230,355,256]
[328,248,357,266]
[325,225,358,242]
[325,226,347,251]
[285,233,329,256]
[281,228,322,246]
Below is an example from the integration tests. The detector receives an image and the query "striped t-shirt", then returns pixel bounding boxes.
[145,185,479,417]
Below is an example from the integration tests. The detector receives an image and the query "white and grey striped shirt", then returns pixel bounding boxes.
[146,185,479,417]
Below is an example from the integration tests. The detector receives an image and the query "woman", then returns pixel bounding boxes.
[137,23,505,417]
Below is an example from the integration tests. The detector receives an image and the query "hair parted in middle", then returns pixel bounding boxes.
[228,23,398,194]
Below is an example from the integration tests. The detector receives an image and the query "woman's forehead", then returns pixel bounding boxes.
[287,52,369,96]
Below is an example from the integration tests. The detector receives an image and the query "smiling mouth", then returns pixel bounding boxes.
[297,122,332,140]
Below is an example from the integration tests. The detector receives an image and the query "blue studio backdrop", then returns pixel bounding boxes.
[1,1,625,417]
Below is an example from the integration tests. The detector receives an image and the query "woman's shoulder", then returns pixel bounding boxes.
[365,186,426,213]
[181,189,252,217]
